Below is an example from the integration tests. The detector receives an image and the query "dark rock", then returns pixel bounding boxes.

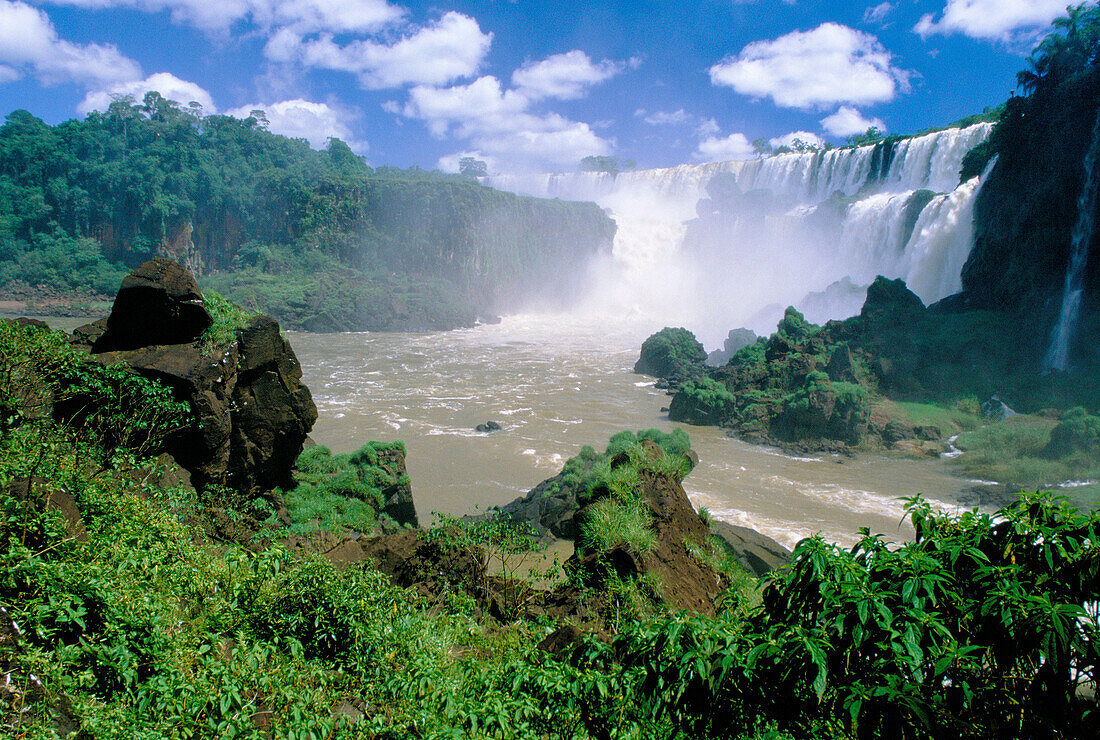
[374,446,418,527]
[476,420,504,433]
[826,342,858,383]
[860,276,925,325]
[537,623,585,655]
[709,521,791,577]
[10,317,49,330]
[69,317,108,349]
[981,394,1016,422]
[93,258,212,352]
[88,264,316,495]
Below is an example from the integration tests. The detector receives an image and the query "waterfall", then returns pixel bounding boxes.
[1043,111,1100,373]
[487,123,994,347]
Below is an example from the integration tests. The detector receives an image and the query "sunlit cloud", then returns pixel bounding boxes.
[821,106,886,137]
[709,22,909,109]
[915,0,1065,43]
[399,75,610,172]
[0,0,140,87]
[694,131,756,162]
[78,72,214,113]
[225,98,368,153]
[512,50,626,101]
[265,11,491,90]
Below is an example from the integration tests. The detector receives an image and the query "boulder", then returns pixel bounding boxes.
[709,521,791,577]
[475,420,503,433]
[89,262,316,494]
[825,342,858,383]
[92,258,212,352]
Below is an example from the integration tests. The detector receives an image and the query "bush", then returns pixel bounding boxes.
[635,327,707,379]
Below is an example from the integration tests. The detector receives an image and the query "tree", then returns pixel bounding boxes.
[458,157,487,178]
[579,155,630,176]
[846,126,884,147]
[751,137,772,158]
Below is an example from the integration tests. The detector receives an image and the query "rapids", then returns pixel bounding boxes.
[295,316,982,550]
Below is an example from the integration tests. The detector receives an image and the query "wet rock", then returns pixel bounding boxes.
[476,420,504,433]
[634,327,707,382]
[826,342,858,383]
[706,328,758,366]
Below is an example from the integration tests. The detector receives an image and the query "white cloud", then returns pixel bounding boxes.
[863,3,894,25]
[694,132,756,162]
[821,105,886,137]
[696,117,721,138]
[0,64,22,82]
[399,75,610,171]
[78,72,214,113]
[511,50,623,100]
[269,11,491,89]
[769,130,825,150]
[0,0,141,86]
[31,0,405,35]
[226,99,367,152]
[708,22,908,109]
[914,0,1065,42]
[638,108,691,125]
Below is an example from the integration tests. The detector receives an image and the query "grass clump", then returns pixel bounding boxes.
[200,290,257,350]
[281,441,409,536]
[579,497,657,554]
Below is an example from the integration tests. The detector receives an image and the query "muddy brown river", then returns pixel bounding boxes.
[290,313,981,549]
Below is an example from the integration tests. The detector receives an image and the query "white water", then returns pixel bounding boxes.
[490,123,994,348]
[1044,110,1100,373]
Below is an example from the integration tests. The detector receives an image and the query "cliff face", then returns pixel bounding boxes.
[0,106,616,331]
[962,68,1100,318]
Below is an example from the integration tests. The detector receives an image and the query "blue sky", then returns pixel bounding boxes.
[0,0,1075,171]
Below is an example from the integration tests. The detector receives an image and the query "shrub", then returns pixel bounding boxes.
[579,497,656,554]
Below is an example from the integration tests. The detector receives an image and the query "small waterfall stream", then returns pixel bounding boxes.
[1044,110,1100,373]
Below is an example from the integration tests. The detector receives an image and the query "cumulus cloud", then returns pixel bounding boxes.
[399,76,610,172]
[78,72,214,113]
[708,22,908,109]
[769,130,825,150]
[267,11,491,89]
[820,105,886,137]
[694,132,756,162]
[225,99,367,152]
[512,50,624,100]
[0,0,141,86]
[30,0,405,35]
[914,0,1065,42]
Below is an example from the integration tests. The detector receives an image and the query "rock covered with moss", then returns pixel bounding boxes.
[634,327,707,383]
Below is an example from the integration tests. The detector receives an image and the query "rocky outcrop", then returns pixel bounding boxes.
[706,328,759,366]
[566,440,725,616]
[92,258,211,352]
[77,260,316,494]
[634,327,708,383]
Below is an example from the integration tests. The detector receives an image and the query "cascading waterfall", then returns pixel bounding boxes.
[1043,110,1100,373]
[488,123,994,347]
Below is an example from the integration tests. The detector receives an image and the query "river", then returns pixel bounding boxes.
[292,312,978,550]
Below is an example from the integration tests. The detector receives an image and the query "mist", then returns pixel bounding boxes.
[488,123,994,349]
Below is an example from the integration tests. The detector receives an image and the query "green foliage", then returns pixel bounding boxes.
[578,155,636,176]
[281,442,406,536]
[845,126,885,147]
[606,491,1100,738]
[0,102,614,330]
[200,290,256,349]
[0,319,193,459]
[1045,406,1100,458]
[636,327,707,380]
